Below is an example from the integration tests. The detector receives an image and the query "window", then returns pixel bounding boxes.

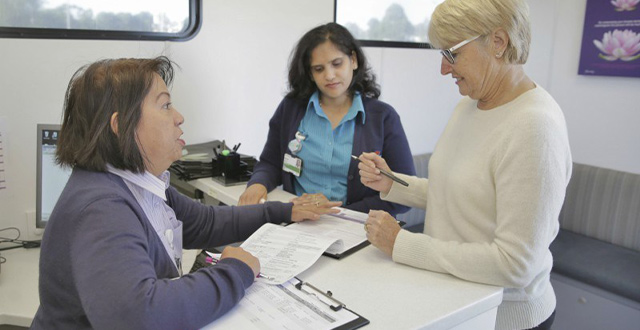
[0,0,201,41]
[334,0,445,48]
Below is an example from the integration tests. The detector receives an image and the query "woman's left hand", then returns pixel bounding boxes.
[291,193,341,222]
[291,193,330,206]
[365,210,402,256]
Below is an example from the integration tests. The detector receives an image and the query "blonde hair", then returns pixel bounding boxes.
[428,0,531,64]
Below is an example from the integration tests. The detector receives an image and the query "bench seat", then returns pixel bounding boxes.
[550,229,640,303]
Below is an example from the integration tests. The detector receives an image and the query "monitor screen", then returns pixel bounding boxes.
[36,124,72,229]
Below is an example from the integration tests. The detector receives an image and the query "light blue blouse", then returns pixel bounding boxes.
[293,91,365,203]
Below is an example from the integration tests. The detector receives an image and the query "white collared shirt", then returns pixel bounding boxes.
[107,165,183,275]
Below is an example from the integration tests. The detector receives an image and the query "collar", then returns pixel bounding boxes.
[106,164,169,201]
[307,91,366,125]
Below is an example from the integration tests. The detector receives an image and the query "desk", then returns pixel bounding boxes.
[188,177,296,206]
[2,179,503,329]
[0,248,40,327]
[297,246,502,330]
[1,247,502,330]
[188,178,504,329]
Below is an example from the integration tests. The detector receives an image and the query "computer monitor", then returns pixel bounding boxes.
[36,124,72,229]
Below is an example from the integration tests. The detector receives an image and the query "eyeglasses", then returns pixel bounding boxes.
[440,35,480,64]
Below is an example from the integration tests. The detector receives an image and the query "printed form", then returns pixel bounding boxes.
[241,223,339,285]
[288,208,368,255]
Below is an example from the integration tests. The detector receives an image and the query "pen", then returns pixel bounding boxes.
[351,155,409,187]
[206,255,274,280]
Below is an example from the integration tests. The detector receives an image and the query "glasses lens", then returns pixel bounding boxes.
[440,50,454,64]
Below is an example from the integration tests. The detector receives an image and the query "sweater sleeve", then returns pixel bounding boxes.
[247,99,288,192]
[166,186,292,249]
[392,105,571,289]
[381,173,429,210]
[347,102,416,216]
[70,196,257,330]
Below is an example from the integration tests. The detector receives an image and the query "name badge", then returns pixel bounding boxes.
[283,153,302,177]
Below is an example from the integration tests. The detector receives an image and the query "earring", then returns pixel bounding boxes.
[496,52,502,58]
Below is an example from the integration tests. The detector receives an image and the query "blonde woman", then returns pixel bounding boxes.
[358,1,571,329]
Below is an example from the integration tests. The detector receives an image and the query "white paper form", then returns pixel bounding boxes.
[288,208,368,255]
[241,223,339,285]
[201,278,358,330]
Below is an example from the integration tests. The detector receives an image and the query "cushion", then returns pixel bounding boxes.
[550,229,640,303]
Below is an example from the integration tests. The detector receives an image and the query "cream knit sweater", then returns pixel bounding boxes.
[383,86,571,329]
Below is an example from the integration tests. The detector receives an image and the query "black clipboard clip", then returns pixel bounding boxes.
[295,281,345,311]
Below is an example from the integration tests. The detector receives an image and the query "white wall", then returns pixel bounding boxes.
[1,0,639,241]
[546,0,640,174]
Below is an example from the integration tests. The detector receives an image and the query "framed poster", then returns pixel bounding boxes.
[578,0,640,78]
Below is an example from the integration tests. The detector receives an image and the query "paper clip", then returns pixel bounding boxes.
[295,281,345,311]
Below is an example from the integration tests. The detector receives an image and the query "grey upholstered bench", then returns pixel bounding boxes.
[550,162,640,329]
[396,153,430,232]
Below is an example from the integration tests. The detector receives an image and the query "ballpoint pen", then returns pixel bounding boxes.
[206,254,274,280]
[351,155,409,187]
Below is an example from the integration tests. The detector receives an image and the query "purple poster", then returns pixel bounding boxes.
[578,0,640,78]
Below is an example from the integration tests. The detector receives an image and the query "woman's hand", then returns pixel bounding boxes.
[357,152,393,194]
[291,193,329,205]
[238,184,268,206]
[291,193,342,222]
[220,246,260,278]
[365,210,401,256]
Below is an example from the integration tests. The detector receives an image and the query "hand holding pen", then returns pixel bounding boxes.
[215,246,272,280]
[353,153,408,194]
[213,247,275,280]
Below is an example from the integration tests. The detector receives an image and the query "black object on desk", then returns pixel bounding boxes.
[170,140,222,180]
[214,150,252,186]
[169,140,256,185]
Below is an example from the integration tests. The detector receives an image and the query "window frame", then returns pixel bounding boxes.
[0,0,202,41]
[333,0,434,49]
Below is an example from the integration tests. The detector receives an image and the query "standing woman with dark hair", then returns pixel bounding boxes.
[239,23,415,216]
[31,57,340,330]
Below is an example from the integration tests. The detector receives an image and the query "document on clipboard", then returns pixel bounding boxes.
[200,277,369,330]
[287,208,370,259]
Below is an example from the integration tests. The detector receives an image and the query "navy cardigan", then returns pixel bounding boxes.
[32,168,292,330]
[248,96,415,216]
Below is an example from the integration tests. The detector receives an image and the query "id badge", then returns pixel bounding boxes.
[283,153,303,177]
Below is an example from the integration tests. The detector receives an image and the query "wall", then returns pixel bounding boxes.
[1,0,639,241]
[546,0,640,174]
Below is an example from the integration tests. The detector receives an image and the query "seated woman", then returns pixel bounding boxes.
[238,23,415,217]
[30,57,340,330]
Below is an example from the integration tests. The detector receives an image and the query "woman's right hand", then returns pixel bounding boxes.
[357,152,393,194]
[238,184,268,206]
[220,246,260,278]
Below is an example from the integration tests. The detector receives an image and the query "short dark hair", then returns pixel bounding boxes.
[56,56,175,173]
[286,22,380,100]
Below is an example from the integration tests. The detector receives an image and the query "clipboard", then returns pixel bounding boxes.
[319,220,406,260]
[323,240,370,259]
[199,275,369,330]
[291,278,369,330]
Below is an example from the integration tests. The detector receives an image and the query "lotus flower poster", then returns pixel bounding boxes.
[578,0,640,78]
